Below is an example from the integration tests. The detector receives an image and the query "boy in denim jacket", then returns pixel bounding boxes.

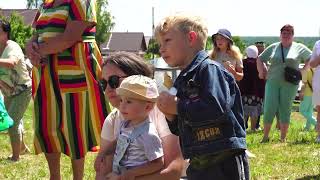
[155,14,249,180]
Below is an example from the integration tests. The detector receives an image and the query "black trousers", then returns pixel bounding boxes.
[187,151,249,180]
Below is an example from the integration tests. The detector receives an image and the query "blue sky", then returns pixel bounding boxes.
[1,0,320,37]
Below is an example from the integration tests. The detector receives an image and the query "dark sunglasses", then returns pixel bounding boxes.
[99,75,127,90]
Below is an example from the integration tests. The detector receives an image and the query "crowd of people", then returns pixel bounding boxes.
[1,1,320,179]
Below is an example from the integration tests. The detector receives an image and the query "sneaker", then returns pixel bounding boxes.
[315,136,320,143]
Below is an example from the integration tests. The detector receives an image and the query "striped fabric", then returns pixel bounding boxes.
[32,0,108,159]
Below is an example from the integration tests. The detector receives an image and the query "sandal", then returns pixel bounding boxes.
[260,137,270,143]
[7,156,19,162]
[20,146,31,155]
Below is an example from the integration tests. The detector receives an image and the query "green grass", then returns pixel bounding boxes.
[247,112,320,179]
[0,103,320,179]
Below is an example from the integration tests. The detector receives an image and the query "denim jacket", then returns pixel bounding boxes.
[169,50,246,159]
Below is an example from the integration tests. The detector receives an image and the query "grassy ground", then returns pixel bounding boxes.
[0,103,320,179]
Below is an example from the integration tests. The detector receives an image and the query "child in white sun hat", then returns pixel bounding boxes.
[98,75,164,179]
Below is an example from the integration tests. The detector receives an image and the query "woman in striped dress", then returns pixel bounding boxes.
[25,0,108,179]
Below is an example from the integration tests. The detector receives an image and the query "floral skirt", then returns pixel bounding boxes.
[242,95,263,118]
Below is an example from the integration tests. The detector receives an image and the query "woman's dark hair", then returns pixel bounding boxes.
[0,20,11,39]
[102,51,154,78]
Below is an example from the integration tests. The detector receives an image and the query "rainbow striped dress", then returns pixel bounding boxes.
[32,0,108,159]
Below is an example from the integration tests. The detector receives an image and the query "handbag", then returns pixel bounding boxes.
[281,44,302,85]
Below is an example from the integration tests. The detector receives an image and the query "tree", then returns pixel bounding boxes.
[26,0,43,9]
[232,36,246,53]
[144,38,160,60]
[96,0,114,47]
[205,37,213,50]
[0,12,34,51]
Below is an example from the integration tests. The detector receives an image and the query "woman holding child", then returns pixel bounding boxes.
[95,52,184,180]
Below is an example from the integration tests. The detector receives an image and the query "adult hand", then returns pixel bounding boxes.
[25,40,41,66]
[157,91,177,115]
[223,61,235,72]
[120,171,135,180]
[258,71,266,79]
[94,155,105,172]
[106,172,121,180]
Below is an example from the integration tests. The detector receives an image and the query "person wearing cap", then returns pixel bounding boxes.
[239,45,265,131]
[257,24,312,143]
[210,29,244,81]
[97,75,164,180]
[309,39,320,142]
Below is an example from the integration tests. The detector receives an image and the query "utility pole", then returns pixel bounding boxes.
[151,6,155,59]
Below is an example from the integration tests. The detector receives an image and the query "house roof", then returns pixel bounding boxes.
[0,9,38,25]
[101,32,147,53]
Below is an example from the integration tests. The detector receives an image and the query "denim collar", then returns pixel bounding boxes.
[180,50,209,77]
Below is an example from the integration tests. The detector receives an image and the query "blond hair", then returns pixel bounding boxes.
[210,45,243,61]
[155,13,208,49]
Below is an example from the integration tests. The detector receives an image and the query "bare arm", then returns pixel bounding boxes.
[256,58,267,79]
[301,58,310,71]
[310,55,320,68]
[36,20,95,56]
[222,62,243,81]
[122,157,164,179]
[228,65,244,81]
[0,56,19,68]
[136,135,184,180]
[99,139,117,157]
[95,139,117,173]
[25,35,42,66]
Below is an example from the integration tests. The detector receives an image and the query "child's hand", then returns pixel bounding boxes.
[106,172,121,180]
[157,91,177,115]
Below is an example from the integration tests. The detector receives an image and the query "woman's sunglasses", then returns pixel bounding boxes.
[99,75,126,91]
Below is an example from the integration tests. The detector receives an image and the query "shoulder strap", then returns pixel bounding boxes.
[307,81,313,92]
[128,120,150,143]
[280,43,285,63]
[307,69,313,91]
